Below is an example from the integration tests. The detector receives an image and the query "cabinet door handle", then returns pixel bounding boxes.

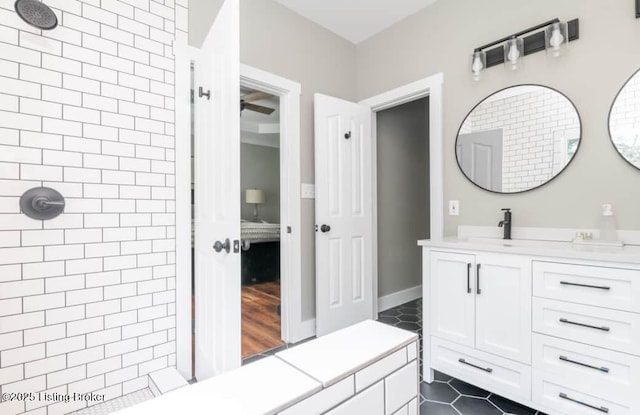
[559,318,610,332]
[466,263,472,294]
[559,355,610,373]
[476,264,481,295]
[560,281,611,290]
[558,393,609,413]
[458,358,492,373]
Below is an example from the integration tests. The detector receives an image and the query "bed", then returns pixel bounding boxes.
[241,220,281,244]
[241,220,280,284]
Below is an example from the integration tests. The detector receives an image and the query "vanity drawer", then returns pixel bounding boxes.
[533,261,640,313]
[533,369,634,415]
[533,333,640,405]
[430,336,531,402]
[532,298,640,356]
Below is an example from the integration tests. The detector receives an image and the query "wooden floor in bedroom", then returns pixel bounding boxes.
[242,281,283,359]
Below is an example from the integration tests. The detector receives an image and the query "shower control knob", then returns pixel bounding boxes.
[320,224,331,233]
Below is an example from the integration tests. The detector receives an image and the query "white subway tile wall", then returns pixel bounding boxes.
[0,0,188,413]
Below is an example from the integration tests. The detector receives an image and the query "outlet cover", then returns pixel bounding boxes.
[449,200,460,216]
[301,183,315,199]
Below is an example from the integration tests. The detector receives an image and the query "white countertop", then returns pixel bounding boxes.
[418,237,640,265]
[276,320,418,387]
[114,357,321,415]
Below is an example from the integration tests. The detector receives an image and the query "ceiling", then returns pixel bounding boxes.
[273,0,439,44]
[240,87,280,148]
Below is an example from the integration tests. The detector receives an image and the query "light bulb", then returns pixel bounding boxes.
[507,43,520,64]
[472,55,484,74]
[550,26,564,49]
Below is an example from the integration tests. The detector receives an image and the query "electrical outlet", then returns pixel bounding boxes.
[449,200,460,216]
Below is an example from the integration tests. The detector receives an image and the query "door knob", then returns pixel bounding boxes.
[320,224,331,233]
[213,238,231,253]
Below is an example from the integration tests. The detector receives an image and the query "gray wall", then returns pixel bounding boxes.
[241,143,280,223]
[377,98,430,297]
[357,0,640,235]
[190,0,357,320]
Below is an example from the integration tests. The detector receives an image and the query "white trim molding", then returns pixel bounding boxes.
[359,72,445,316]
[240,64,305,344]
[378,285,423,312]
[175,44,198,380]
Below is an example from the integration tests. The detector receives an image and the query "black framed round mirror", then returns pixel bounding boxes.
[608,69,640,171]
[455,84,582,193]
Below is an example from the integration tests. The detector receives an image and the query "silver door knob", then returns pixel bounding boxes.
[213,238,231,253]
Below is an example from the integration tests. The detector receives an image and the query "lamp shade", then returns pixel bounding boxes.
[245,189,265,204]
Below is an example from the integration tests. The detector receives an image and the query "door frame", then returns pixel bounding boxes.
[239,64,303,344]
[359,72,444,316]
[175,51,303,377]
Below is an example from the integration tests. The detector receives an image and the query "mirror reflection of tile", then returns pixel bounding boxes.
[457,85,580,193]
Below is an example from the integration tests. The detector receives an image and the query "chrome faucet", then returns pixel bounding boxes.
[498,208,512,240]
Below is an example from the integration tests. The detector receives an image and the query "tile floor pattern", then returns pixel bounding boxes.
[68,388,154,415]
[379,299,546,415]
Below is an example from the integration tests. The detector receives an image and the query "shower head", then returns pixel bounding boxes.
[14,0,57,30]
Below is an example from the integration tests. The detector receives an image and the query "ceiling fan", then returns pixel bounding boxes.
[240,91,276,115]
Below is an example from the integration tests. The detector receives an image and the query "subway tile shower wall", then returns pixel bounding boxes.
[0,0,187,413]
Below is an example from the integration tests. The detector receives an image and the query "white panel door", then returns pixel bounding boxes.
[429,251,476,347]
[314,93,373,337]
[193,0,241,381]
[475,254,531,364]
[457,130,503,191]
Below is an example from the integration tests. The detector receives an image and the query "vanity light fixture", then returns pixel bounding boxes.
[470,18,579,80]
[504,37,524,71]
[471,50,486,81]
[545,21,569,57]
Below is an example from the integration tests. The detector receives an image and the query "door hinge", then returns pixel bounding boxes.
[198,86,210,100]
[190,89,194,104]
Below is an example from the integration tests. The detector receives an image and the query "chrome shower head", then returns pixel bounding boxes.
[14,0,57,30]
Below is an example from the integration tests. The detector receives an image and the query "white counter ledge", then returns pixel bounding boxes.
[276,319,418,387]
[114,356,321,415]
[114,320,420,415]
[418,237,640,265]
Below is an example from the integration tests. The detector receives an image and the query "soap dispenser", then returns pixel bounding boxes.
[599,204,618,242]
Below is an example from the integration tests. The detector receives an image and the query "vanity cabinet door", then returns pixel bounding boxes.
[475,254,532,364]
[430,251,476,348]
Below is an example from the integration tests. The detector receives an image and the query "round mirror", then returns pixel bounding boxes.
[456,85,581,193]
[609,69,640,171]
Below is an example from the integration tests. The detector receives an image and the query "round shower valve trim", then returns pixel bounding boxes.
[20,187,66,220]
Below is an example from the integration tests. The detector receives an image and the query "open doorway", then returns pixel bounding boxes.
[239,88,284,358]
[179,56,302,379]
[375,98,430,310]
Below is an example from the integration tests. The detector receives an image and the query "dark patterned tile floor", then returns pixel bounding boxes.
[378,299,546,415]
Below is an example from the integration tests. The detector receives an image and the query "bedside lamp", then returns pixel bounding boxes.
[246,189,265,222]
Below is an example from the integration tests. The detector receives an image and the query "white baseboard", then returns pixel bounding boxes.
[378,285,422,312]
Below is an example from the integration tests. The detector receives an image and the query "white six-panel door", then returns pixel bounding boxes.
[193,0,241,380]
[314,94,374,337]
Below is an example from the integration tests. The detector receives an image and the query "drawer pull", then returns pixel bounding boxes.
[560,281,611,291]
[467,263,472,294]
[558,392,609,413]
[559,318,610,332]
[559,355,610,373]
[476,264,481,295]
[458,358,493,373]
